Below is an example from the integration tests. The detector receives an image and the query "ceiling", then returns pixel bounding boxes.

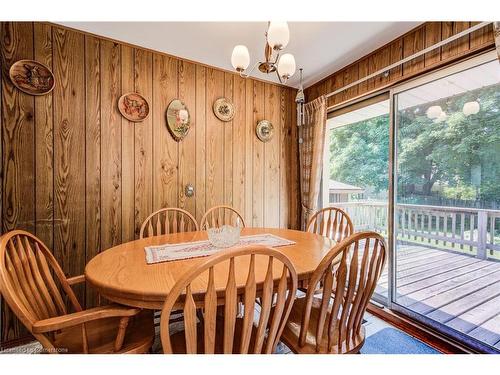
[58,22,421,88]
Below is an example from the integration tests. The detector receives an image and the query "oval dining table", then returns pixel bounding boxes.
[85,227,335,310]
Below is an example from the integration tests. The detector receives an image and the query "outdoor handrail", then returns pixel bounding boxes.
[330,201,500,260]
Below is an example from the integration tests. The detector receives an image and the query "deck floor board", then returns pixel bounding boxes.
[374,244,500,351]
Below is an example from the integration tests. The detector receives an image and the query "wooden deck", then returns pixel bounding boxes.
[375,244,500,350]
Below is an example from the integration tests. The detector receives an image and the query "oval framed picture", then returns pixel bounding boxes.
[256,120,274,143]
[166,99,191,142]
[213,97,235,122]
[9,59,55,96]
[118,92,150,122]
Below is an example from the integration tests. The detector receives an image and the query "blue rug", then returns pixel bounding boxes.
[361,327,439,354]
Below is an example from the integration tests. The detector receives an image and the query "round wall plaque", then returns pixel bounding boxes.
[213,97,235,122]
[166,99,191,142]
[9,59,55,96]
[256,120,274,143]
[118,92,150,122]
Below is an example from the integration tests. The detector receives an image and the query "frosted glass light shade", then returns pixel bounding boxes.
[267,22,289,50]
[435,111,447,123]
[278,53,296,79]
[426,105,442,119]
[231,45,250,71]
[463,101,480,116]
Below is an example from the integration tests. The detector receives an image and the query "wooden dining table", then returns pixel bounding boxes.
[85,227,335,309]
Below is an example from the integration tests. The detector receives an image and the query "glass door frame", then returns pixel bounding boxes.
[323,91,392,306]
[388,49,499,353]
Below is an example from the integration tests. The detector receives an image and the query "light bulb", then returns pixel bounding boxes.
[463,101,480,116]
[434,111,447,123]
[267,22,289,50]
[278,53,296,80]
[231,45,250,71]
[426,105,442,120]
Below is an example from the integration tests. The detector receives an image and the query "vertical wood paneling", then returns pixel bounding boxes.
[305,22,493,107]
[0,22,299,344]
[264,84,280,228]
[441,22,470,60]
[206,68,224,209]
[84,35,101,307]
[244,79,254,225]
[1,22,35,234]
[194,65,206,223]
[470,23,494,49]
[289,88,299,230]
[120,45,135,242]
[152,55,178,213]
[424,22,442,67]
[134,49,153,237]
[52,27,86,301]
[279,88,290,228]
[403,26,425,77]
[223,73,233,207]
[100,40,121,250]
[178,61,196,214]
[252,81,265,227]
[232,75,246,217]
[34,23,54,249]
[1,21,35,343]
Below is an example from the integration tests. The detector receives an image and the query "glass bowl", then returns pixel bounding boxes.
[207,225,241,248]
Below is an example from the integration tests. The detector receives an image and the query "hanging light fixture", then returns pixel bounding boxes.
[230,22,297,83]
[463,101,480,116]
[426,105,442,120]
[434,111,448,123]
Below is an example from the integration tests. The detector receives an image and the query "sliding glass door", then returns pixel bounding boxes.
[391,52,500,352]
[323,94,390,303]
[322,50,500,351]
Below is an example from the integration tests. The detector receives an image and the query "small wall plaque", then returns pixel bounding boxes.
[256,120,274,143]
[166,99,191,142]
[118,92,150,122]
[9,59,55,96]
[213,97,235,122]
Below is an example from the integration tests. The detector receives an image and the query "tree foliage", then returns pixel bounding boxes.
[329,83,500,207]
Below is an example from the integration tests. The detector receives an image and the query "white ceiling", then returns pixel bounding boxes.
[58,22,421,88]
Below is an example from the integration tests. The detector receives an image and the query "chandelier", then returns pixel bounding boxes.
[230,22,296,84]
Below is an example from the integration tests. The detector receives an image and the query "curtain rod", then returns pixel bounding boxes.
[325,22,492,99]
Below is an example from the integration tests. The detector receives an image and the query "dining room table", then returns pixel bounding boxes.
[85,227,335,310]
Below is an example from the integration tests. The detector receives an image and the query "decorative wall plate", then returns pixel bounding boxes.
[166,99,191,142]
[256,120,274,142]
[118,92,150,122]
[9,59,55,95]
[213,97,235,122]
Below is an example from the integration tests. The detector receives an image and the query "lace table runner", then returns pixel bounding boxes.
[144,234,296,264]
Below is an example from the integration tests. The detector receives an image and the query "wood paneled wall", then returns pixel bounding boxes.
[0,22,299,344]
[305,22,495,107]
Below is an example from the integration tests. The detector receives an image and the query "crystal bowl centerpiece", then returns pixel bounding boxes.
[207,225,241,248]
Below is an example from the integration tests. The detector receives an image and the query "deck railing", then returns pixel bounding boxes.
[332,201,500,260]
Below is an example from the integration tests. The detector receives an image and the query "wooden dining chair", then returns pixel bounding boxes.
[140,207,199,239]
[199,205,245,230]
[0,230,154,354]
[160,245,298,354]
[280,231,387,354]
[307,207,354,243]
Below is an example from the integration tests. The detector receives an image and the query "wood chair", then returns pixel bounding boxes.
[0,230,154,354]
[160,245,298,354]
[140,207,199,239]
[280,231,387,354]
[199,205,245,230]
[307,207,354,243]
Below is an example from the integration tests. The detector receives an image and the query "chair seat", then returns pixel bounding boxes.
[53,309,154,354]
[169,316,260,354]
[280,297,365,354]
